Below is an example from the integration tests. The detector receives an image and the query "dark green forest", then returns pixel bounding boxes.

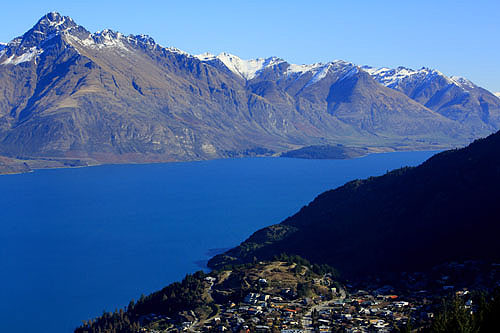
[76,271,209,333]
[429,289,500,333]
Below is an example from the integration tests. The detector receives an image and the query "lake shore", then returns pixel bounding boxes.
[0,142,451,176]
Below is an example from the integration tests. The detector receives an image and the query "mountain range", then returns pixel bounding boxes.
[1,12,500,172]
[208,129,500,275]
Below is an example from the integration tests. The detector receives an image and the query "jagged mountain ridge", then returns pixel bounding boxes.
[0,12,498,166]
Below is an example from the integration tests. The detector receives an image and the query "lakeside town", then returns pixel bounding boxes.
[130,260,500,333]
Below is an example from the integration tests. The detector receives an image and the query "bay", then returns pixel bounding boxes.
[0,151,436,332]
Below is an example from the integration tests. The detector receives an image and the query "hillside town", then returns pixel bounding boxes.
[133,260,500,333]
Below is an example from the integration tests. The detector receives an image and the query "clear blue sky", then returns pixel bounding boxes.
[2,0,499,92]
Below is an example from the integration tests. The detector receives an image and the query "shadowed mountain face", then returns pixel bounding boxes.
[208,130,500,275]
[0,13,499,165]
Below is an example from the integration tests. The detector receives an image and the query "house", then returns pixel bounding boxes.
[244,293,261,304]
[394,301,409,308]
[318,319,330,325]
[181,321,192,329]
[205,276,216,283]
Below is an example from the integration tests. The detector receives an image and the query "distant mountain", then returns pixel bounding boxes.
[363,66,500,134]
[209,130,500,275]
[0,12,499,169]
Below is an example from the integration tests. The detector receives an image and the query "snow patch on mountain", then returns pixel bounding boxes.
[194,52,284,80]
[362,65,479,92]
[194,53,358,84]
[45,12,72,28]
[3,11,490,98]
[313,61,354,85]
[308,64,332,85]
[287,60,356,87]
[450,76,476,90]
[30,12,78,38]
[286,62,325,75]
[362,66,441,88]
[8,38,22,47]
[66,29,190,58]
[0,12,88,62]
[494,92,500,99]
[194,52,216,61]
[164,46,189,56]
[1,47,43,65]
[340,66,359,80]
[214,53,284,80]
[75,29,130,52]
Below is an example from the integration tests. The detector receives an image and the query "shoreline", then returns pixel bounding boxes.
[0,145,448,176]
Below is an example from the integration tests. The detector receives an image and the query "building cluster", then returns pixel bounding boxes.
[193,272,484,332]
[193,286,478,332]
[198,289,306,332]
[143,260,500,332]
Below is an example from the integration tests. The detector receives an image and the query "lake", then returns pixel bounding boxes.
[0,151,437,332]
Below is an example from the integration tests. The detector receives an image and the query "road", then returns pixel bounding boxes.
[301,287,346,332]
[188,279,217,332]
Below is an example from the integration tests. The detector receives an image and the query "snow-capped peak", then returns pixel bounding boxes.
[66,28,129,52]
[194,52,356,84]
[361,65,441,88]
[0,11,84,56]
[194,52,216,61]
[216,52,284,80]
[45,12,71,27]
[362,65,414,78]
[449,76,476,90]
[165,46,189,56]
[31,12,78,35]
[130,34,156,47]
[93,29,126,45]
[287,60,355,87]
[362,65,477,90]
[286,60,352,75]
[195,52,284,80]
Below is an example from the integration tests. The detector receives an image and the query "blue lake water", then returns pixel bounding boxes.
[0,151,437,332]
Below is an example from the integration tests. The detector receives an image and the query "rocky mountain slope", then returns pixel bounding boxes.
[209,130,500,275]
[1,12,499,171]
[363,66,500,134]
